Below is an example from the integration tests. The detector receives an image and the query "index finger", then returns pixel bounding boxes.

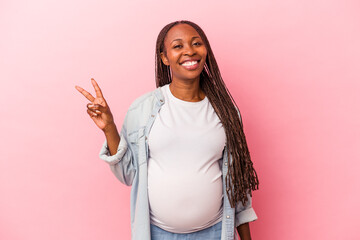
[91,78,104,98]
[75,85,95,102]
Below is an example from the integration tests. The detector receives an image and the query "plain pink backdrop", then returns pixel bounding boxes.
[1,0,359,239]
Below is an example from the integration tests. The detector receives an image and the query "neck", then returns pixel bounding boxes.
[169,78,205,102]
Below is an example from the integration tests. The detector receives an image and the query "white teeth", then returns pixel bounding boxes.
[181,61,198,66]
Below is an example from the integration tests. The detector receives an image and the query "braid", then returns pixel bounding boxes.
[155,20,259,207]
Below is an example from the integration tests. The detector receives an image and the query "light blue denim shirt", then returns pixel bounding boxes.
[99,85,258,240]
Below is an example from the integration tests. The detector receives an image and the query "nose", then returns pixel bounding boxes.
[183,43,196,56]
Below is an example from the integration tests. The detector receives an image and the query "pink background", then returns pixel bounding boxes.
[1,0,359,239]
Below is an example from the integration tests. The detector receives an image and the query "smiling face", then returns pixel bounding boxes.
[160,23,208,82]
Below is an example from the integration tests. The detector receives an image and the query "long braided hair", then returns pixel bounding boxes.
[154,20,259,208]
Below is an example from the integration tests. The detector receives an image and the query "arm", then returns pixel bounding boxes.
[234,107,256,239]
[99,122,136,186]
[235,191,257,239]
[237,222,252,240]
[76,78,136,186]
[103,123,120,156]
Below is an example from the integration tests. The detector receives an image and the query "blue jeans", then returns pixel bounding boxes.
[150,221,222,240]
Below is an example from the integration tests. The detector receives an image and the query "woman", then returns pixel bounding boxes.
[75,20,259,240]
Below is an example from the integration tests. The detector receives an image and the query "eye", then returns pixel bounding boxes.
[194,42,202,46]
[174,45,182,49]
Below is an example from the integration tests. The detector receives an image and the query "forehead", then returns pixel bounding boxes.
[164,24,200,44]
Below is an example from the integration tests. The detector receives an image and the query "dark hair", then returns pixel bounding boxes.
[155,20,259,207]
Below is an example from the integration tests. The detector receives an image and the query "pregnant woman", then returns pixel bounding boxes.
[75,20,259,240]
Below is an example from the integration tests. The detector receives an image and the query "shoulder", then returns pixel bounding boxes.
[121,86,163,131]
[127,87,161,111]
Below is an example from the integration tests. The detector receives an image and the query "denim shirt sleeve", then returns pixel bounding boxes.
[98,124,136,186]
[235,191,258,227]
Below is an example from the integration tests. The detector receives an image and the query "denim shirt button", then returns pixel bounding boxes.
[224,162,228,166]
[145,136,147,140]
[151,114,154,117]
[160,99,163,102]
[226,215,230,218]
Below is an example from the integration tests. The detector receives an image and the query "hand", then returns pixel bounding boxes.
[75,78,115,132]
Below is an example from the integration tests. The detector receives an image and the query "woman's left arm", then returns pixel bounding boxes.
[234,190,257,240]
[237,222,252,240]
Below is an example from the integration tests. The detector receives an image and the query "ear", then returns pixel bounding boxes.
[160,52,170,66]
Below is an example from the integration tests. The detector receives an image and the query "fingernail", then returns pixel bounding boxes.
[89,104,94,107]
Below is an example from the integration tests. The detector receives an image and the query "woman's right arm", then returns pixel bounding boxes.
[103,123,120,156]
[75,78,121,153]
[75,78,136,186]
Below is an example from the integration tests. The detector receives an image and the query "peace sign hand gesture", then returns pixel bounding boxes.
[75,78,115,132]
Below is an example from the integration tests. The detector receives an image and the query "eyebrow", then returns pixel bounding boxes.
[171,36,200,44]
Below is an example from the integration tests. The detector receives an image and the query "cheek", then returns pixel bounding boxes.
[198,47,207,59]
[202,51,208,63]
[203,48,208,57]
[169,54,181,66]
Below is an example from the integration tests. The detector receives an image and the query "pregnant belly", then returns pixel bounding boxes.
[147,166,223,232]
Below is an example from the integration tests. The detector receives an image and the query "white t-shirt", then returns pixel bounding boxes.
[147,83,227,233]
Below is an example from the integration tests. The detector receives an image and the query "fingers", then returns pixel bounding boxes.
[87,103,103,115]
[87,108,99,117]
[91,78,104,99]
[75,85,95,102]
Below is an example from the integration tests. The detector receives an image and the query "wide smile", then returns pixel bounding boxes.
[180,60,201,71]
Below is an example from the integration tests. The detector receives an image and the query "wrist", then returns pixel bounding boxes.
[103,123,117,134]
